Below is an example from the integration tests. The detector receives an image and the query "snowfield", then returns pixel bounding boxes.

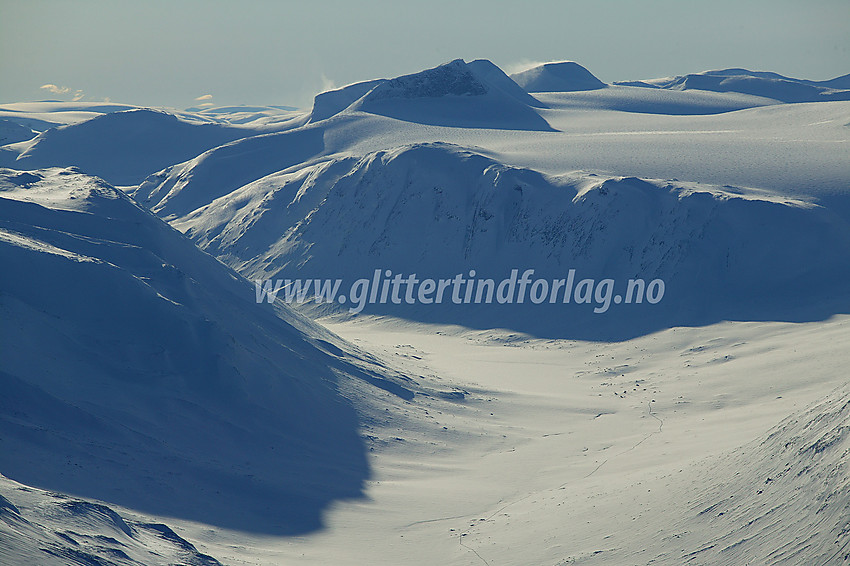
[1,59,849,565]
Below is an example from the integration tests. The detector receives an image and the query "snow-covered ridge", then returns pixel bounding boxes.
[3,109,252,185]
[157,142,850,339]
[368,59,489,99]
[617,68,850,103]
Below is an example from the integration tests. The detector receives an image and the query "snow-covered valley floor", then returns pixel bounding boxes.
[171,314,850,565]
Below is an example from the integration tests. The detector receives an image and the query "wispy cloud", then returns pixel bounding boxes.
[40,83,85,101]
[198,102,214,107]
[40,84,71,95]
[195,94,213,101]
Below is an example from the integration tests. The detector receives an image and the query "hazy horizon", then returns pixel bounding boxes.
[2,0,849,109]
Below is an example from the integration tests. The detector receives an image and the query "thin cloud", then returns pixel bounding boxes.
[40,84,71,95]
[40,83,85,101]
[195,94,213,101]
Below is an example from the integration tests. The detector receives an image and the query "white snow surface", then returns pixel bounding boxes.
[2,58,850,565]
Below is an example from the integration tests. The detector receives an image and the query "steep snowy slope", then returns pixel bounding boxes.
[310,79,387,123]
[132,124,327,219]
[166,142,850,339]
[4,109,254,185]
[649,382,850,565]
[0,167,424,537]
[510,60,607,92]
[617,68,850,103]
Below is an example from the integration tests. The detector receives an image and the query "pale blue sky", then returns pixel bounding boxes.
[2,0,848,109]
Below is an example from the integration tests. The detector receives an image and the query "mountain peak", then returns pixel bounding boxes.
[308,59,551,130]
[368,59,488,100]
[510,61,606,92]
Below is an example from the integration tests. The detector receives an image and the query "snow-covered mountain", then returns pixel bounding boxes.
[0,166,422,537]
[119,60,850,339]
[309,58,552,130]
[616,68,850,103]
[510,61,607,92]
[133,124,327,219]
[1,109,254,185]
[138,141,850,339]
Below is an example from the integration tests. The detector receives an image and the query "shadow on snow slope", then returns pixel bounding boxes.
[0,167,399,535]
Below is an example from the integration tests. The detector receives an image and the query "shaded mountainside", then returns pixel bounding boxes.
[0,167,419,536]
[146,142,850,339]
